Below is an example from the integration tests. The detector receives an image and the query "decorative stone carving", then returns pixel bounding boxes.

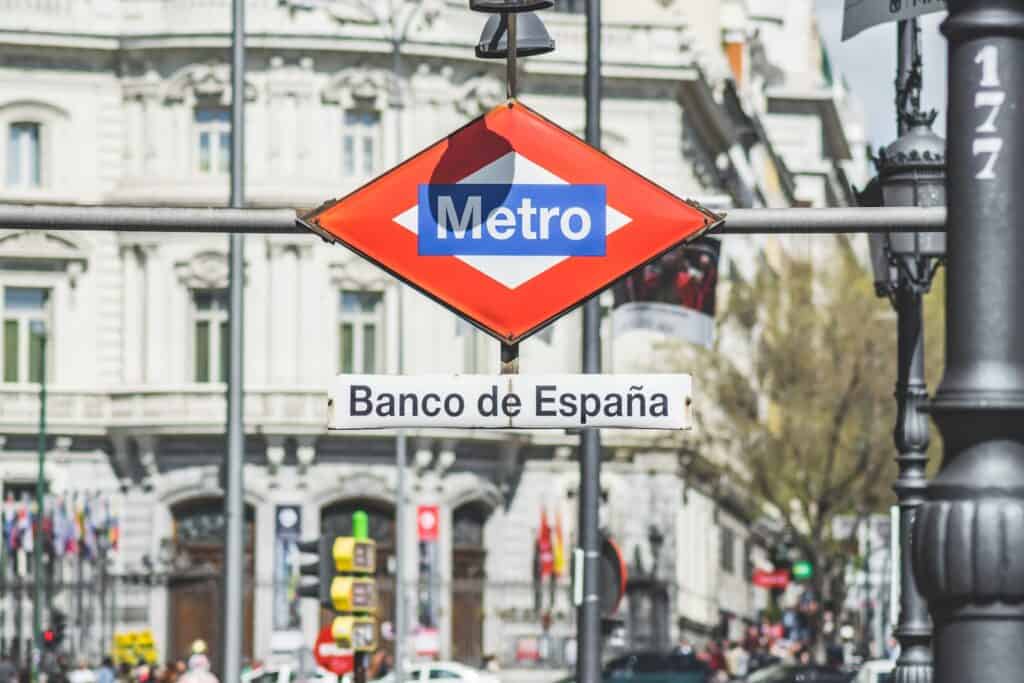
[324,0,378,25]
[322,65,396,111]
[174,250,229,289]
[455,74,504,118]
[333,470,394,504]
[165,62,258,105]
[328,256,392,290]
[0,230,89,286]
[266,436,286,479]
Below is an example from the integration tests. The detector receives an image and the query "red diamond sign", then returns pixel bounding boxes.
[305,101,721,343]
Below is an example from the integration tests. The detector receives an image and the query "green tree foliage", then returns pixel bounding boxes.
[698,236,899,611]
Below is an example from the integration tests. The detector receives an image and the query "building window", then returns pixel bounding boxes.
[338,290,383,374]
[3,287,49,383]
[195,108,231,175]
[342,110,381,178]
[6,122,41,188]
[192,289,229,382]
[719,526,735,575]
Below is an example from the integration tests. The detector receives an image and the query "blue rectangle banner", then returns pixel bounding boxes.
[418,183,607,256]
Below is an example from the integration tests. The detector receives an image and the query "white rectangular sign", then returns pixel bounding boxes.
[327,374,692,430]
[842,0,946,41]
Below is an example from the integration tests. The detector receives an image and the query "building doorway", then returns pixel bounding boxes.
[320,499,395,651]
[451,502,489,665]
[167,498,255,673]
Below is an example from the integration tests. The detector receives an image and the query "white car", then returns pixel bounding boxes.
[853,659,894,683]
[242,664,340,683]
[379,662,499,683]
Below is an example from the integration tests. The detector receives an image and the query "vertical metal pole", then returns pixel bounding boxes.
[577,2,602,683]
[74,550,83,658]
[890,17,934,683]
[915,2,1024,682]
[506,10,518,100]
[16,573,22,669]
[32,331,46,683]
[1,503,6,660]
[895,19,916,137]
[892,258,932,683]
[391,24,408,681]
[222,0,246,678]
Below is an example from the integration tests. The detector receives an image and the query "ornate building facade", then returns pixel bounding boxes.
[0,0,865,669]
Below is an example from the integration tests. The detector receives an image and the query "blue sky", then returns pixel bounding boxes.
[813,2,948,150]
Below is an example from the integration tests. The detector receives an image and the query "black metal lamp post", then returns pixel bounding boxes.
[865,115,946,683]
[859,14,946,680]
[914,2,1024,681]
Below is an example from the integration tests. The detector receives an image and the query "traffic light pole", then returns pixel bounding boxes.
[577,2,602,683]
[915,2,1024,682]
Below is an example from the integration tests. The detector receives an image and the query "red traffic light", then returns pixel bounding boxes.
[43,630,55,643]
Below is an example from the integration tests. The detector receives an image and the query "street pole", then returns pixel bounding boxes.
[888,18,935,683]
[892,256,932,682]
[577,1,601,682]
[32,326,46,683]
[387,4,412,675]
[222,0,246,678]
[915,1,1024,681]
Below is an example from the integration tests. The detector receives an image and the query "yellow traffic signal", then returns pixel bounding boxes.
[329,576,377,613]
[332,537,375,574]
[331,616,377,652]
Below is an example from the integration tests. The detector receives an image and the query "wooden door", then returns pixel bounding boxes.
[451,547,485,664]
[450,503,489,665]
[169,500,255,672]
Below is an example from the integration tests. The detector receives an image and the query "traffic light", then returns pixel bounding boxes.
[792,560,814,581]
[296,536,376,609]
[297,511,378,653]
[42,630,56,650]
[331,616,377,652]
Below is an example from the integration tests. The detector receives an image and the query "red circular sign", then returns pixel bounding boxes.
[313,625,354,675]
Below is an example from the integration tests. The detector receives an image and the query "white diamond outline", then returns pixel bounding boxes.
[393,151,633,290]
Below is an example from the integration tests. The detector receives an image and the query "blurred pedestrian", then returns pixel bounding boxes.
[68,660,97,683]
[96,658,116,683]
[725,641,749,680]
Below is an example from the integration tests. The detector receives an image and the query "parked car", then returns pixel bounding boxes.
[851,660,893,683]
[744,664,853,683]
[242,664,340,683]
[377,661,499,683]
[603,651,710,683]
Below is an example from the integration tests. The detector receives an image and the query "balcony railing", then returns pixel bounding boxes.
[0,384,327,433]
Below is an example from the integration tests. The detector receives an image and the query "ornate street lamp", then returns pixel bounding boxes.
[861,96,945,683]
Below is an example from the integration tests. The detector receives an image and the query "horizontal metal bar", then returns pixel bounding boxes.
[717,206,945,234]
[0,204,303,233]
[0,204,946,235]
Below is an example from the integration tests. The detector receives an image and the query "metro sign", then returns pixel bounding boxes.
[305,101,721,343]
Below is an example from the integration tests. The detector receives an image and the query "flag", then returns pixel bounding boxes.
[42,494,54,555]
[537,506,553,579]
[73,493,84,555]
[3,494,15,552]
[83,494,98,560]
[50,497,64,561]
[18,494,33,554]
[552,511,566,578]
[107,499,120,552]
